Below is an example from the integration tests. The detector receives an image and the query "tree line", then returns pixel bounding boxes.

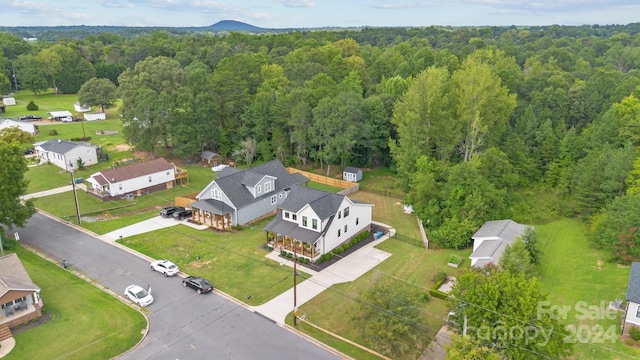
[2,25,640,261]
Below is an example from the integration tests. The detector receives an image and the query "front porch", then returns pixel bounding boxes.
[1,302,42,333]
[192,208,232,231]
[267,235,319,261]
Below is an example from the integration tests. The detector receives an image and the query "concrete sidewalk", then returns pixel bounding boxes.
[252,224,394,323]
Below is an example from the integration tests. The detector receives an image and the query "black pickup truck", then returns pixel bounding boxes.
[18,115,42,121]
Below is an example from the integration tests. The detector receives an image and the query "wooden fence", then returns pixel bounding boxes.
[286,167,358,192]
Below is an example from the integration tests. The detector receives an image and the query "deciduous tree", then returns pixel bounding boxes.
[0,140,36,229]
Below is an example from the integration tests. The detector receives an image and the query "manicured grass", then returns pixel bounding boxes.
[306,181,344,193]
[4,89,119,121]
[34,119,127,148]
[349,190,423,240]
[7,246,145,360]
[537,218,640,359]
[119,219,311,305]
[31,164,215,234]
[25,163,74,193]
[290,238,471,359]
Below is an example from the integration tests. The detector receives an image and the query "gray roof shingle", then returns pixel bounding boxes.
[38,139,93,154]
[627,263,640,303]
[210,160,308,209]
[279,186,344,220]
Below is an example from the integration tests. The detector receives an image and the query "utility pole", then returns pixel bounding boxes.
[69,163,81,224]
[293,239,298,326]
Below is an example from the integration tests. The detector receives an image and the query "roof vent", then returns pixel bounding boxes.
[111,178,115,182]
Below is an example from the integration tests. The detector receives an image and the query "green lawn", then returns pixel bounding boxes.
[6,247,145,360]
[32,164,215,234]
[537,218,640,360]
[289,239,471,359]
[119,218,310,305]
[4,89,119,122]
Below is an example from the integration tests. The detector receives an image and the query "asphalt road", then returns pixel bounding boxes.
[14,213,341,360]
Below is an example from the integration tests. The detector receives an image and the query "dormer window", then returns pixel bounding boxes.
[257,185,262,194]
[264,181,272,192]
[284,212,290,219]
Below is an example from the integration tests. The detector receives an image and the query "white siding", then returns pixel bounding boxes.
[297,205,320,232]
[321,198,373,255]
[626,302,640,327]
[65,146,98,169]
[107,169,174,196]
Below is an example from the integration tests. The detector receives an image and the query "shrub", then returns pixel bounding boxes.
[448,254,462,265]
[48,129,58,136]
[0,233,18,250]
[429,289,449,300]
[432,271,448,284]
[26,100,38,111]
[630,326,640,341]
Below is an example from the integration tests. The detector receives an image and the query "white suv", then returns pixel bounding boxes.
[61,116,73,122]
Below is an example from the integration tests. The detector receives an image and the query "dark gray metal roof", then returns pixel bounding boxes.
[344,166,361,173]
[280,186,344,220]
[627,263,640,303]
[263,217,322,244]
[38,139,93,154]
[213,160,308,209]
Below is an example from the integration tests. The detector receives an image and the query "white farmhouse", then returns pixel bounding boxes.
[35,139,98,171]
[264,186,373,261]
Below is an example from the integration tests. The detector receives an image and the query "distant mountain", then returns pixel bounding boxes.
[203,20,269,33]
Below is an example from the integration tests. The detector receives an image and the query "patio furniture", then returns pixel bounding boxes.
[4,306,15,316]
[16,302,28,311]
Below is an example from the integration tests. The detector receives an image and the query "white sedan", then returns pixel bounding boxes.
[124,285,154,307]
[150,260,180,277]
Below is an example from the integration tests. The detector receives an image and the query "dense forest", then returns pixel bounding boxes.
[3,23,640,260]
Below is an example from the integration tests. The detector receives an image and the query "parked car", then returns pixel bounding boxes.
[124,285,154,307]
[160,206,183,218]
[182,276,213,294]
[61,116,73,122]
[24,148,34,155]
[18,115,42,121]
[150,260,179,276]
[173,208,193,220]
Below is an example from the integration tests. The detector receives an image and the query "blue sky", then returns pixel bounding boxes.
[4,0,639,28]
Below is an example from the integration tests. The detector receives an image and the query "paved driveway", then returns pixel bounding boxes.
[14,213,341,360]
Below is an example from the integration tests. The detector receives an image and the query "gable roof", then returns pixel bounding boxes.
[628,263,640,303]
[199,160,308,208]
[343,166,361,173]
[93,158,174,183]
[37,139,94,154]
[0,119,37,134]
[470,220,528,268]
[280,185,345,220]
[0,253,40,297]
[472,219,526,241]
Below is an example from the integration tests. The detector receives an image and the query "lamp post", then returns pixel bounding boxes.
[69,163,81,224]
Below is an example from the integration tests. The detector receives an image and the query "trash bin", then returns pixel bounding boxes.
[376,231,383,239]
[74,177,84,184]
[61,260,69,269]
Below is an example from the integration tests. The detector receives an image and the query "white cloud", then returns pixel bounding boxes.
[277,0,315,8]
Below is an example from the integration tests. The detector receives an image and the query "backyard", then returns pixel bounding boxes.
[5,247,145,360]
[537,218,640,359]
